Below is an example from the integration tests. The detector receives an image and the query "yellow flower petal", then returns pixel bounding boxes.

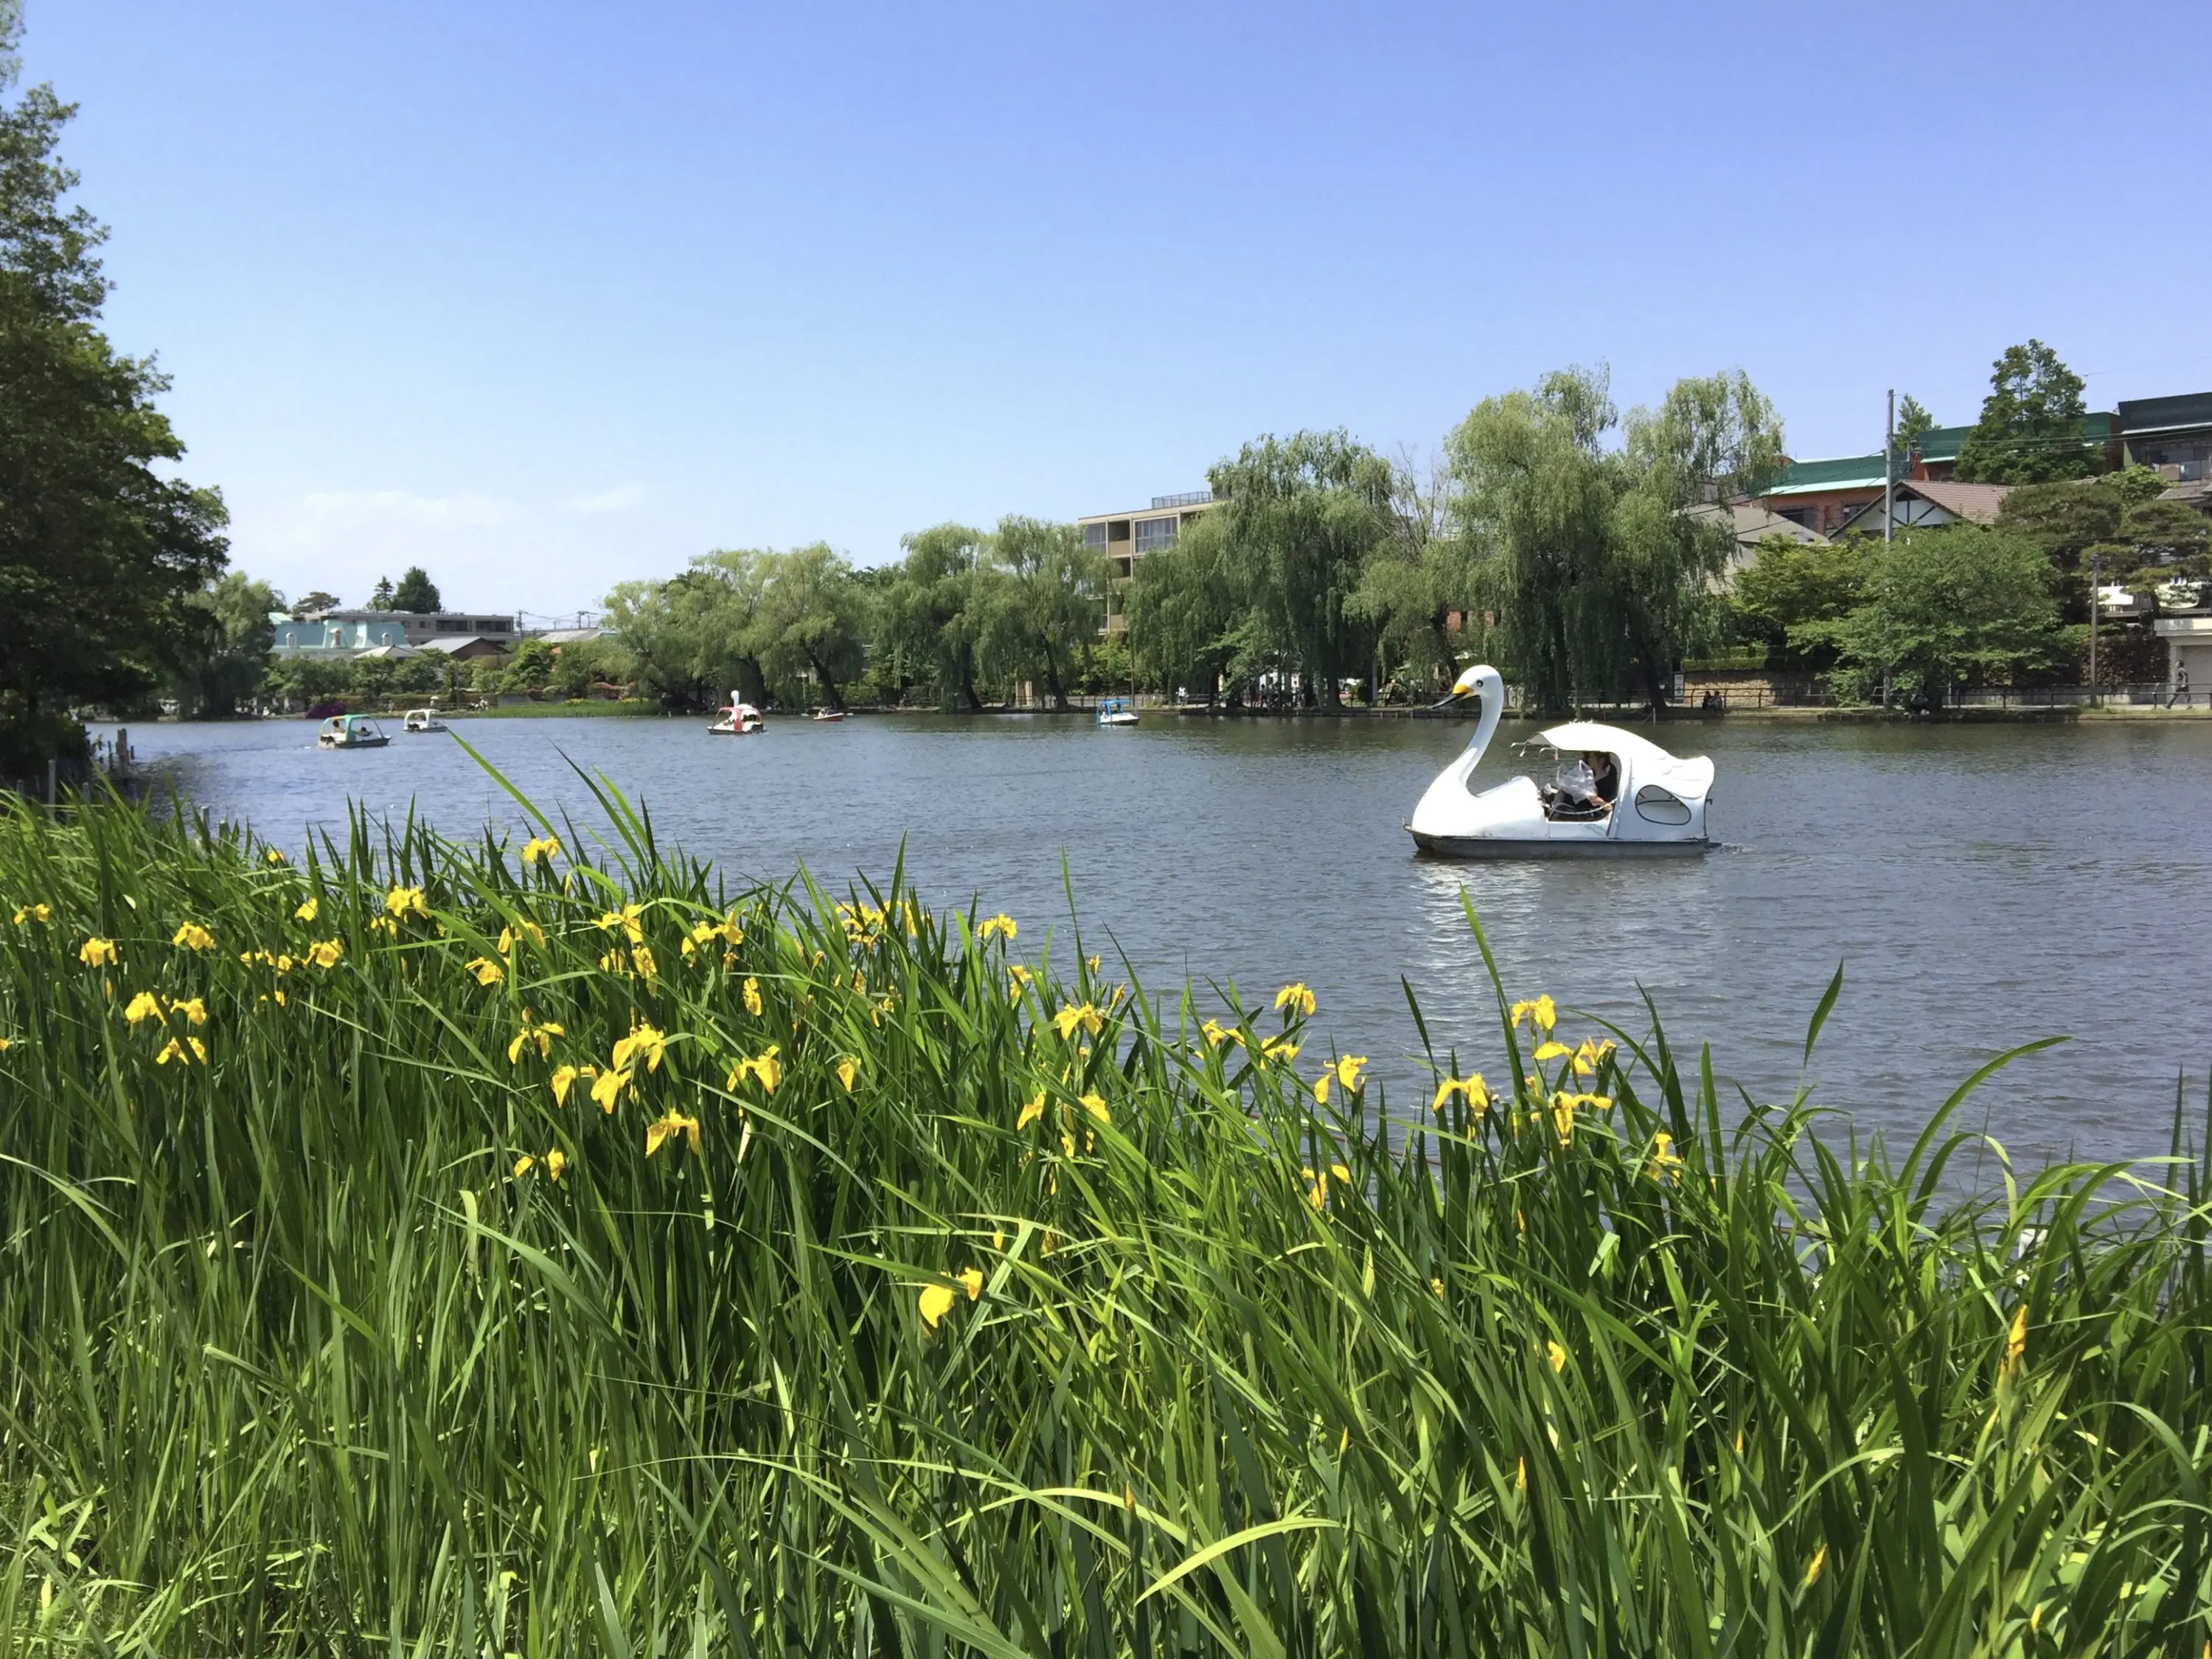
[959,1267,984,1300]
[124,990,164,1026]
[293,897,318,922]
[171,922,214,951]
[918,1283,957,1329]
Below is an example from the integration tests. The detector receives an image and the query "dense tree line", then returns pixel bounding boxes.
[0,6,229,773]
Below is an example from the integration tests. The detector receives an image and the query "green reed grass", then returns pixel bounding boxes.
[0,771,2207,1656]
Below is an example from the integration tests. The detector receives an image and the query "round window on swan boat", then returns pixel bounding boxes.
[1634,784,1691,825]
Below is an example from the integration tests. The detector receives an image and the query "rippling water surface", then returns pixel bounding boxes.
[97,710,2212,1172]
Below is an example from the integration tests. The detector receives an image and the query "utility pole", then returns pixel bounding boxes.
[1884,389,1895,546]
[2088,550,2101,703]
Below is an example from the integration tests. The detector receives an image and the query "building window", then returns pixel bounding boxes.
[1082,523,1108,549]
[1135,516,1178,554]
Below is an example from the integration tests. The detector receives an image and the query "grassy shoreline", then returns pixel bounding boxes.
[1,785,2207,1653]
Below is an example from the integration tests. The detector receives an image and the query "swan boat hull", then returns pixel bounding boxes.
[1408,830,1711,858]
[1405,667,1716,860]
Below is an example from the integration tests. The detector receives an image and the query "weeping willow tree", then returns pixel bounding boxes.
[1450,366,1783,714]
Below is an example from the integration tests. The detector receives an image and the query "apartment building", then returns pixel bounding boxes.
[1077,490,1218,633]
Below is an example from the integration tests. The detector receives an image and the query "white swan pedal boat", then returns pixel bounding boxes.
[708,698,765,735]
[1406,666,1714,858]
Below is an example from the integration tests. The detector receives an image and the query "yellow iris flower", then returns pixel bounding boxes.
[385,886,428,921]
[2003,1305,2028,1376]
[835,1059,858,1091]
[590,1065,631,1112]
[124,991,165,1026]
[1079,1093,1110,1126]
[725,1046,782,1094]
[498,922,546,955]
[307,939,343,969]
[1006,963,1032,998]
[171,922,215,952]
[512,1154,535,1179]
[1200,1019,1244,1049]
[507,1017,564,1065]
[1260,1037,1300,1064]
[1573,1037,1614,1077]
[1018,1091,1046,1130]
[521,835,562,865]
[1312,1055,1366,1105]
[78,937,119,967]
[1546,1340,1567,1373]
[1648,1131,1683,1182]
[1050,1003,1104,1040]
[959,1267,984,1300]
[155,1036,207,1066]
[644,1109,702,1157]
[1431,1074,1490,1115]
[167,997,206,1026]
[549,1064,582,1105]
[1531,1040,1571,1062]
[742,975,762,1017]
[611,1023,668,1075]
[293,897,318,922]
[545,1148,567,1181]
[977,913,1017,942]
[1275,982,1316,1018]
[465,956,504,987]
[13,903,51,925]
[595,904,645,945]
[1509,995,1557,1034]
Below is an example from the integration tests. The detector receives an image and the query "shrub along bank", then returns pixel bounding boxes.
[0,779,2207,1655]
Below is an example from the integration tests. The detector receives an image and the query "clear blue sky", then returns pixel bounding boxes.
[21,1,2209,616]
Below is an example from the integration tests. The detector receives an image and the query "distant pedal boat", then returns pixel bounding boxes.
[1405,666,1714,858]
[1096,697,1138,727]
[402,708,448,733]
[317,714,390,750]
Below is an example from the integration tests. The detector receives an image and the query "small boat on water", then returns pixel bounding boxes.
[810,708,846,723]
[317,713,390,751]
[402,708,448,733]
[1405,665,1714,858]
[1096,696,1138,728]
[709,698,765,735]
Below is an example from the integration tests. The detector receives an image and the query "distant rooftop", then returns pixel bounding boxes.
[1150,490,1214,509]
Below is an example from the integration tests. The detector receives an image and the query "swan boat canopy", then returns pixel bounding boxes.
[401,708,447,733]
[1405,666,1714,858]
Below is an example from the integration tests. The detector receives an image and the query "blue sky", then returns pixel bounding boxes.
[21,1,2208,616]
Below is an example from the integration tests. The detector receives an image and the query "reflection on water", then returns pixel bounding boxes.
[94,710,2212,1173]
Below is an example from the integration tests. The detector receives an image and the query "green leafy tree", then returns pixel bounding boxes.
[1124,511,1243,699]
[1347,453,1482,695]
[369,575,395,608]
[1450,365,1781,713]
[1793,526,2059,706]
[1895,394,1936,462]
[604,550,771,711]
[0,18,230,771]
[1728,536,1870,671]
[292,589,341,616]
[547,636,625,698]
[975,516,1103,709]
[390,566,441,613]
[880,524,989,710]
[175,571,279,717]
[501,638,557,693]
[1953,341,2101,484]
[751,543,868,711]
[1997,466,2174,619]
[1204,431,1392,706]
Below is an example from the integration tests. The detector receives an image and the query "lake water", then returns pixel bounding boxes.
[95,710,2212,1175]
